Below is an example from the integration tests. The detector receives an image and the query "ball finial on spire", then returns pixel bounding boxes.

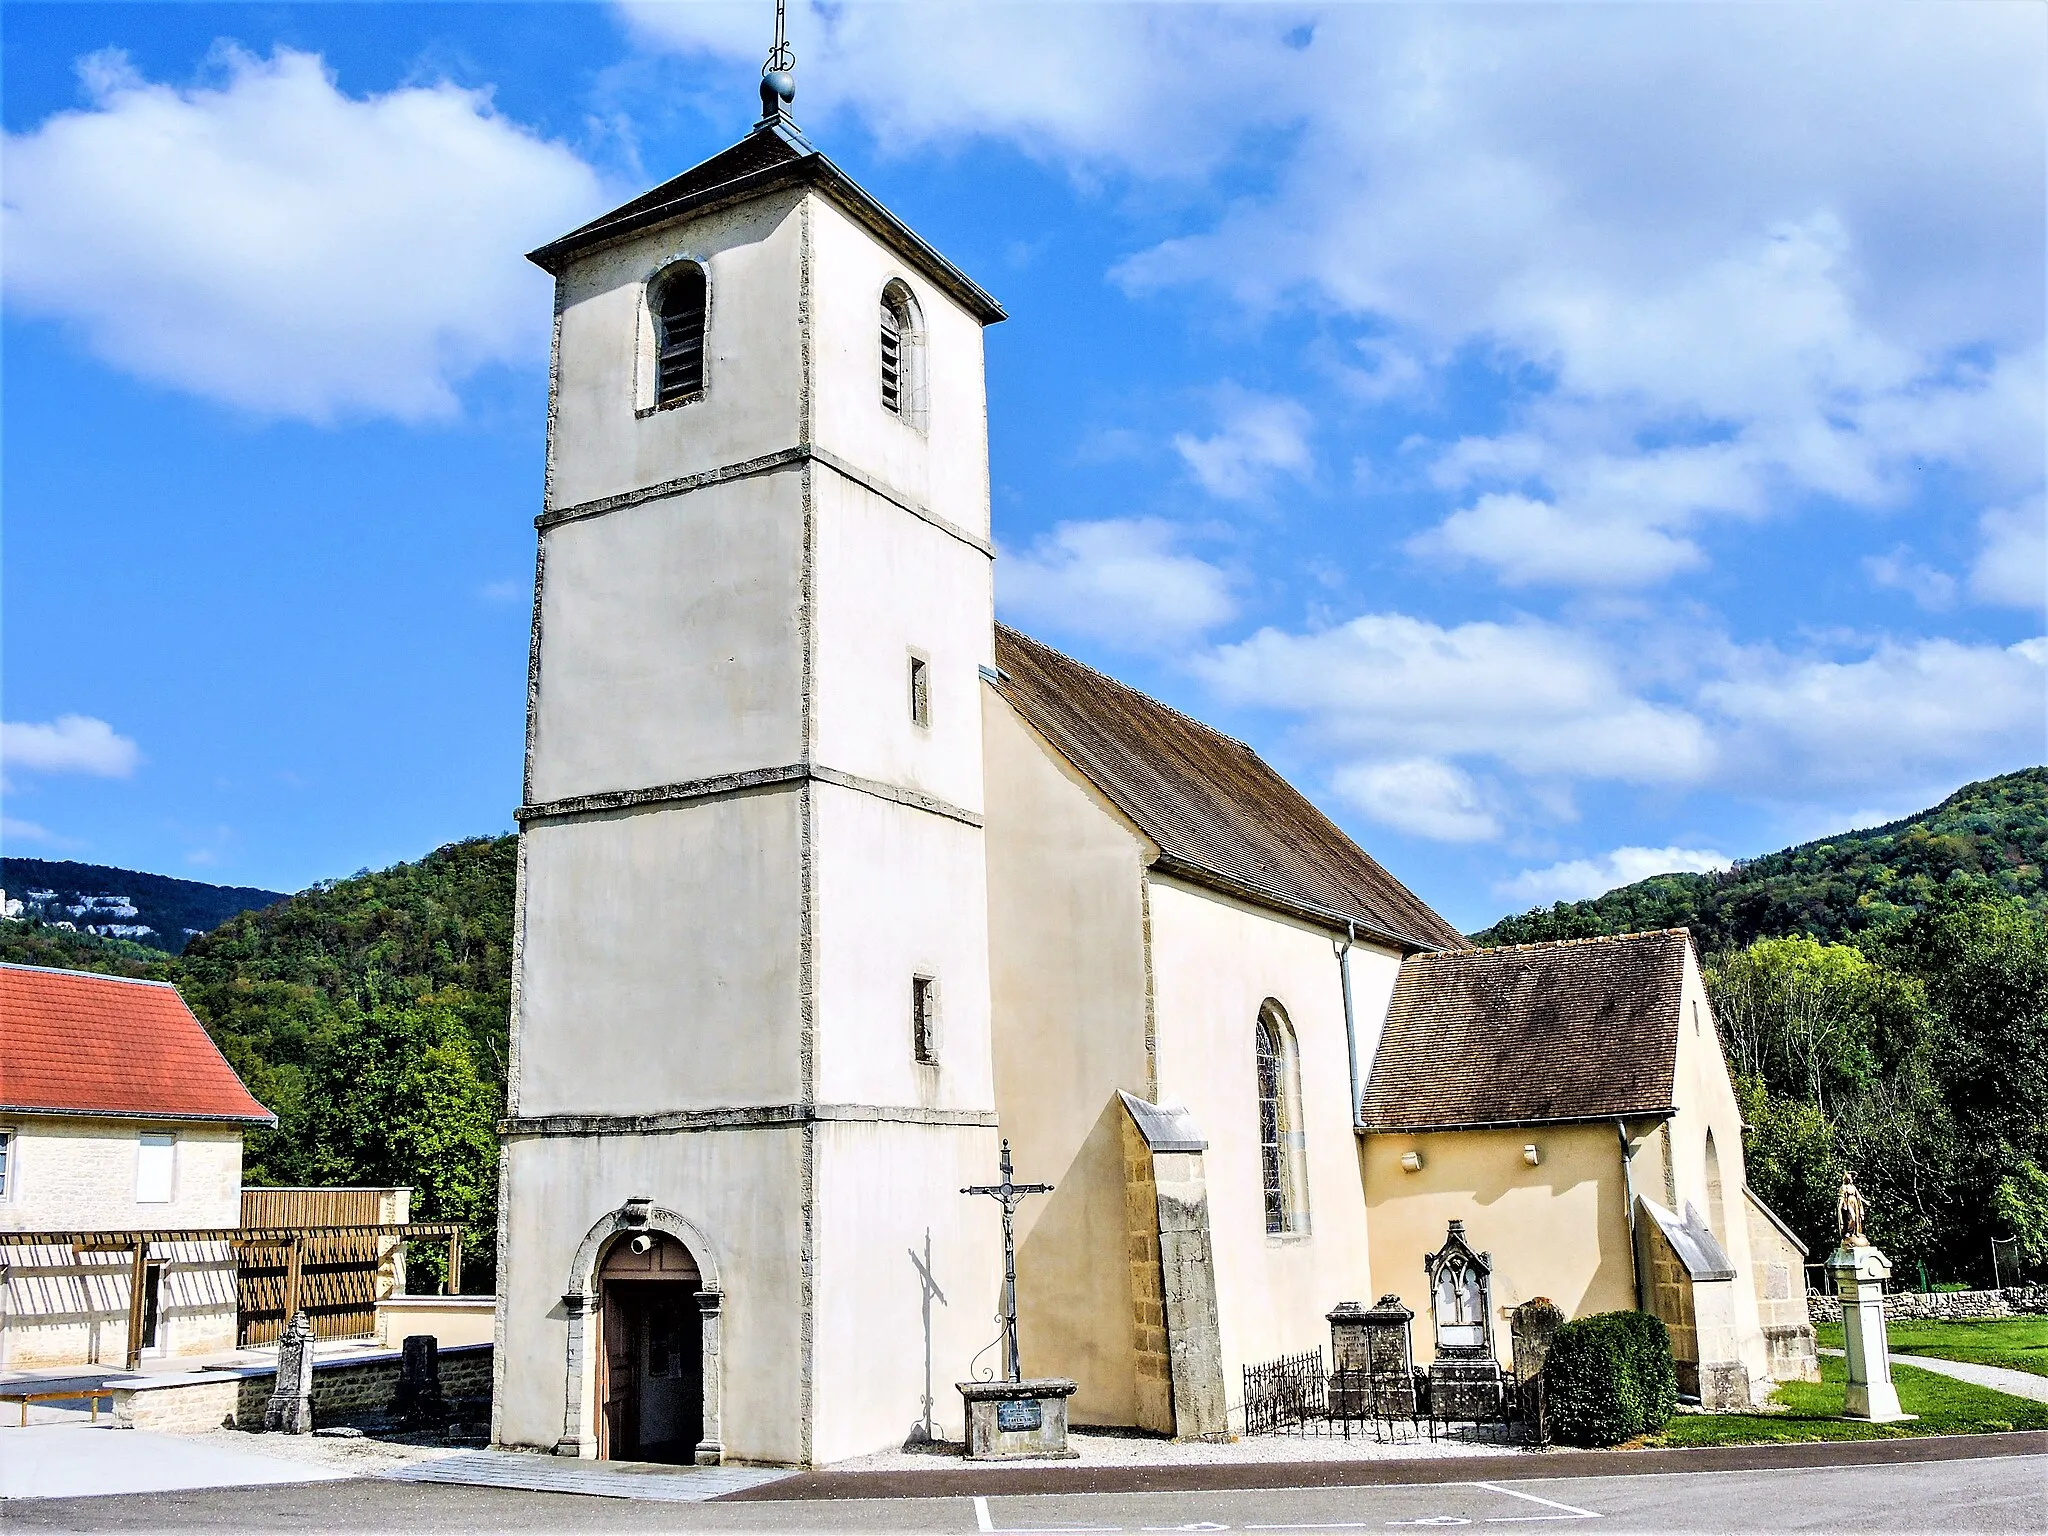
[759,0,796,123]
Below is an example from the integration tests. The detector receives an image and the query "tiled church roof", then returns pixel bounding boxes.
[1360,930,1691,1131]
[0,963,274,1124]
[992,626,1466,952]
[527,121,1006,323]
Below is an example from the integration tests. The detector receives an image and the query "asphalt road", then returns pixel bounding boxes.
[6,1449,2044,1535]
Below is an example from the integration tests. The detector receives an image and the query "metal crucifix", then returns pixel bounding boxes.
[962,1139,1053,1383]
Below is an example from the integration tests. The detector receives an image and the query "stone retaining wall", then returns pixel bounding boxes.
[114,1342,492,1432]
[1807,1285,2048,1324]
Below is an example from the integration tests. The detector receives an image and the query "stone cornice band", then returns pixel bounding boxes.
[502,1103,1001,1138]
[514,763,984,829]
[536,444,995,559]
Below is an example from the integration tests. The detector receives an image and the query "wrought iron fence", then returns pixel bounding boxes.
[1242,1347,1325,1436]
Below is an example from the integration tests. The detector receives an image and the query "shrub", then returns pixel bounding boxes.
[1544,1311,1679,1446]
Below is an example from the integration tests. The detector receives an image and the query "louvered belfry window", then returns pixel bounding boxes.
[656,263,707,406]
[880,294,904,415]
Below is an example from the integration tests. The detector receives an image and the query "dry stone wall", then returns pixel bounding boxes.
[1807,1286,2048,1324]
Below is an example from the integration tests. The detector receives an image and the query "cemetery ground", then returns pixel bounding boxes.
[1813,1318,2048,1380]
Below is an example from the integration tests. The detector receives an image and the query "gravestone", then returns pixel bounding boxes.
[1510,1298,1564,1441]
[263,1311,314,1434]
[394,1333,446,1427]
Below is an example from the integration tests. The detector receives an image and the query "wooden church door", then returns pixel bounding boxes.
[597,1232,703,1462]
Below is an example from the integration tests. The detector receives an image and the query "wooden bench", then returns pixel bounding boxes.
[3,1388,115,1426]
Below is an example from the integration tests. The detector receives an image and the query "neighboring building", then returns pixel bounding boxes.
[0,962,274,1368]
[494,81,1800,1467]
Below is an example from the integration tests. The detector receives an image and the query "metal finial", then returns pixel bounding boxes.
[759,0,796,123]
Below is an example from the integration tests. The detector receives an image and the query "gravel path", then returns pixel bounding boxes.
[185,1428,475,1475]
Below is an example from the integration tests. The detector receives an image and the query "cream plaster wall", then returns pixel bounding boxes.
[1361,1123,1639,1367]
[527,472,808,804]
[981,691,1153,1426]
[810,783,994,1111]
[1145,878,1396,1399]
[808,1120,1002,1461]
[809,470,992,814]
[806,196,992,537]
[0,1117,243,1368]
[546,190,808,513]
[495,1126,807,1464]
[513,798,805,1119]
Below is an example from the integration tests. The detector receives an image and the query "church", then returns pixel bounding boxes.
[489,67,1813,1468]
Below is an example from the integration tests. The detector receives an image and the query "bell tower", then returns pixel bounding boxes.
[493,47,1007,1467]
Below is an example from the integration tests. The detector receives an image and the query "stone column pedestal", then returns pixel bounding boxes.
[1828,1243,1913,1423]
[263,1311,315,1434]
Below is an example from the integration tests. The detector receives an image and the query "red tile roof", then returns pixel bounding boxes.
[0,963,275,1124]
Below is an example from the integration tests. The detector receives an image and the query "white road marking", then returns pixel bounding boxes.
[977,1496,996,1533]
[1472,1483,1599,1522]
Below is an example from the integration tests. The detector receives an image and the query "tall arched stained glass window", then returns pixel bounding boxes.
[1256,1003,1309,1234]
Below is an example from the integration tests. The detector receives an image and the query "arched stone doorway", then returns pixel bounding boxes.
[560,1199,723,1464]
[598,1232,701,1463]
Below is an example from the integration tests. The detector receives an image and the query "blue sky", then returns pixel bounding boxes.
[4,2,2043,933]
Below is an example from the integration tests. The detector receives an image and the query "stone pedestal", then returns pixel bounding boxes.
[1828,1243,1913,1423]
[263,1312,315,1434]
[394,1334,445,1427]
[958,1379,1079,1460]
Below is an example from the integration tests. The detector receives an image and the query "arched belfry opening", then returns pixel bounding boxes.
[597,1231,703,1463]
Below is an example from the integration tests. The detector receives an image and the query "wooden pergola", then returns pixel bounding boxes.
[0,1223,464,1371]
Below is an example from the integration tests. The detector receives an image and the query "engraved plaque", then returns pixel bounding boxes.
[996,1398,1043,1433]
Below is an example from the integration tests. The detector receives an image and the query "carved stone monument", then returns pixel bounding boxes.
[1827,1174,1913,1423]
[263,1311,315,1434]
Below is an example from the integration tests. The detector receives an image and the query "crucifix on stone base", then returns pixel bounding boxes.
[963,1139,1053,1383]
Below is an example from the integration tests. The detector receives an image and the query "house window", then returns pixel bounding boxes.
[909,654,931,727]
[0,1129,12,1198]
[879,280,925,428]
[912,976,939,1065]
[654,262,708,406]
[136,1132,175,1205]
[1255,1003,1308,1234]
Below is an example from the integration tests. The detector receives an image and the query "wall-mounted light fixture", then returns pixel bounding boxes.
[1400,1151,1424,1173]
[1522,1144,1541,1167]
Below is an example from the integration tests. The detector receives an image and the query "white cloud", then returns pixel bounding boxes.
[1411,492,1703,588]
[1865,548,1958,611]
[1173,389,1314,501]
[1497,846,1733,906]
[1,817,63,848]
[2,47,606,422]
[1700,635,2048,796]
[999,518,1235,650]
[1972,497,2047,611]
[1332,758,1500,843]
[1199,614,1713,785]
[2,715,140,778]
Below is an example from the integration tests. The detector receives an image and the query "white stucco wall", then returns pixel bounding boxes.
[546,190,808,513]
[1145,878,1401,1406]
[0,1117,243,1368]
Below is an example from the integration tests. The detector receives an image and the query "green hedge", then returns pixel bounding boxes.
[1544,1311,1678,1446]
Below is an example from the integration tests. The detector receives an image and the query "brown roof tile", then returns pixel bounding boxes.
[992,626,1465,951]
[1360,930,1691,1130]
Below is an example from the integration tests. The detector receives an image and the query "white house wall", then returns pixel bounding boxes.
[0,1117,242,1368]
[1145,877,1400,1399]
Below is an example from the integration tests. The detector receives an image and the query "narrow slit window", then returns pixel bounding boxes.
[909,655,931,727]
[656,263,708,406]
[912,976,939,1065]
[136,1132,175,1205]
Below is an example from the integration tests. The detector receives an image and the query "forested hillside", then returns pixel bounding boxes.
[1473,768,2046,949]
[1,858,286,953]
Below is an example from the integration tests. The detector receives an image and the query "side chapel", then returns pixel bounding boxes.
[491,73,1814,1468]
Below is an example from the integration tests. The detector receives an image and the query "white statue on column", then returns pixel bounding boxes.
[1827,1174,1913,1423]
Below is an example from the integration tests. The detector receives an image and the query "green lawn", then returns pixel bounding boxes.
[1638,1353,2048,1447]
[1814,1316,2048,1380]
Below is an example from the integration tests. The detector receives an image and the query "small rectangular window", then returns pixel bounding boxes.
[911,976,939,1065]
[137,1132,175,1205]
[0,1129,12,1198]
[909,655,931,727]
